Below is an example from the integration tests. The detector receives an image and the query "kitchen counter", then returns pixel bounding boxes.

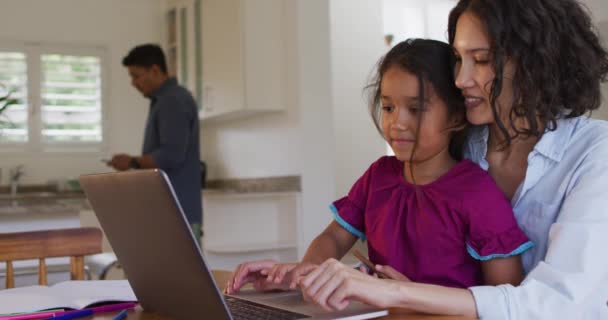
[204,175,300,193]
[0,189,88,216]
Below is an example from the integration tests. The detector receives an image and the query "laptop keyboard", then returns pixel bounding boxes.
[225,296,310,320]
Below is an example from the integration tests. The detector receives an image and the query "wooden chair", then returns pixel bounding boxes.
[0,227,103,289]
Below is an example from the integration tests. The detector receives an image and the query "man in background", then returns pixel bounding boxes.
[109,44,202,242]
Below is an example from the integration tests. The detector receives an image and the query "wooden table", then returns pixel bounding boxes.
[89,270,474,320]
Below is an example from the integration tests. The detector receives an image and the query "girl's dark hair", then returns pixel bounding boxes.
[448,0,608,144]
[368,38,467,161]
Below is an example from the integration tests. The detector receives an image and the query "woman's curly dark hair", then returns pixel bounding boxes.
[448,0,608,143]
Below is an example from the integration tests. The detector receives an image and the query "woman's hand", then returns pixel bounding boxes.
[375,264,411,281]
[298,258,404,311]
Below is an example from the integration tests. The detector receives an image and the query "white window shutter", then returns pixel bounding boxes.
[0,51,28,142]
[41,54,102,142]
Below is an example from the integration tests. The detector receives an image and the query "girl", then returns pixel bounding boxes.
[227,39,532,294]
[299,0,608,318]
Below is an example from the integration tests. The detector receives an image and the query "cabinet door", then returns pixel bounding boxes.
[164,0,202,106]
[242,0,285,113]
[200,0,244,117]
[199,0,286,121]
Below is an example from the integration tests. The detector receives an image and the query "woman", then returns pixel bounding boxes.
[298,0,608,318]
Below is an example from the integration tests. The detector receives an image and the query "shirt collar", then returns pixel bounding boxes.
[531,118,577,162]
[468,117,578,164]
[149,77,178,100]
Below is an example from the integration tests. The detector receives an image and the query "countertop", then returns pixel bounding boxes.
[0,175,301,215]
[204,175,301,193]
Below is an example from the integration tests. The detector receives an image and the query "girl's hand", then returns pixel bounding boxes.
[288,262,318,289]
[226,259,281,294]
[264,263,298,285]
[298,258,403,311]
[265,262,318,290]
[374,264,411,281]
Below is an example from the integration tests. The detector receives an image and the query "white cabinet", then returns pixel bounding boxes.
[163,0,286,121]
[201,191,299,270]
[162,0,203,105]
[199,0,286,121]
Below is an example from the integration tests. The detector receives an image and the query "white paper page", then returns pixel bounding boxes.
[50,280,137,309]
[0,286,68,314]
[0,281,137,315]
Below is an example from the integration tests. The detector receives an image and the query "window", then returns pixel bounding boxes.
[0,43,106,150]
[0,52,28,143]
[41,54,102,142]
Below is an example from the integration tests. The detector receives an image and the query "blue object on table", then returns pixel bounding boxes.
[43,309,93,320]
[112,309,128,320]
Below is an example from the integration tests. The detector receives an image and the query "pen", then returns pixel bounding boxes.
[0,310,59,320]
[112,309,128,320]
[42,309,93,320]
[352,249,389,279]
[86,302,136,314]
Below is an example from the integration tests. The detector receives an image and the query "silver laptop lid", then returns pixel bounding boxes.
[80,169,231,320]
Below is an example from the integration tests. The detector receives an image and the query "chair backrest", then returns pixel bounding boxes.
[0,227,103,289]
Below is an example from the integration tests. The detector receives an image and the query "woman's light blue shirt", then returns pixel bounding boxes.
[465,117,608,319]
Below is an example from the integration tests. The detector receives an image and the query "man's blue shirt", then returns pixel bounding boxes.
[143,77,201,224]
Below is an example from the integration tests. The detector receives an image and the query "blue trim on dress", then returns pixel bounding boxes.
[467,241,534,261]
[330,204,366,241]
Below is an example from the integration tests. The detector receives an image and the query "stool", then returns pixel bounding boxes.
[85,252,120,280]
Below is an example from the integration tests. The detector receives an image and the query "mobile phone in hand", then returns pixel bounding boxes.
[352,249,389,279]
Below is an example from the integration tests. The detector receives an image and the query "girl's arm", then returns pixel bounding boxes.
[266,221,359,288]
[480,256,524,286]
[301,221,359,264]
[226,221,358,293]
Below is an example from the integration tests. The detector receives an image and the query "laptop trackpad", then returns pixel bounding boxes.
[228,290,388,320]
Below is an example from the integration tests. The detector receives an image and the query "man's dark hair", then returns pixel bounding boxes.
[122,44,168,74]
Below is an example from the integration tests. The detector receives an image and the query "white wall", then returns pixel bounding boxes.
[599,21,608,115]
[383,0,456,44]
[200,0,386,254]
[292,0,336,254]
[0,0,163,185]
[583,0,608,24]
[329,0,386,196]
[582,0,608,118]
[199,0,334,254]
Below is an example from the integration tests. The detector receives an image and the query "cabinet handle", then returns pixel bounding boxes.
[204,86,214,112]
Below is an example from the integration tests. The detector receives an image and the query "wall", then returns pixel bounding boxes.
[600,21,608,114]
[579,0,608,118]
[584,0,608,23]
[383,0,456,44]
[329,0,386,196]
[0,0,163,185]
[200,0,337,254]
[200,0,386,254]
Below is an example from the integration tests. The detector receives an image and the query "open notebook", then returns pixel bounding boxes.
[0,280,136,315]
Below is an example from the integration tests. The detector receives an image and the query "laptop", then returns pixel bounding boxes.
[79,169,388,320]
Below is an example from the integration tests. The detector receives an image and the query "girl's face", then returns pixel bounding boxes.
[381,66,456,163]
[452,11,516,126]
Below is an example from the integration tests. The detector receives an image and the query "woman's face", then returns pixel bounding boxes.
[380,66,455,163]
[452,11,516,126]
